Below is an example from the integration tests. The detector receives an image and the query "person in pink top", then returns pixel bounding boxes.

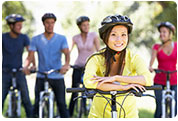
[69,16,100,117]
[149,22,177,118]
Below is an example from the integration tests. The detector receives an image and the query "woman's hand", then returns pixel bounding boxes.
[122,84,146,92]
[92,75,117,86]
[149,66,154,73]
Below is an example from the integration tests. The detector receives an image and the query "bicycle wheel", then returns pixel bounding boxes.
[11,92,18,117]
[78,97,88,118]
[39,99,49,118]
[53,98,60,118]
[78,98,84,118]
[165,98,171,118]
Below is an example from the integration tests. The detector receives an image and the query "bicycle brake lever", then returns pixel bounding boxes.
[73,96,83,101]
[130,90,143,97]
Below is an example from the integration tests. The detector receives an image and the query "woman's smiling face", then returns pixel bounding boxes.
[108,25,128,52]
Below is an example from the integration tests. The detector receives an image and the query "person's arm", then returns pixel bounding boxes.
[60,48,70,74]
[96,82,145,92]
[25,46,36,69]
[69,39,76,53]
[92,75,146,87]
[93,53,152,88]
[94,36,100,51]
[23,50,35,74]
[149,49,157,72]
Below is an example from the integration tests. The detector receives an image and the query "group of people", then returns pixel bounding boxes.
[2,13,99,118]
[2,12,177,118]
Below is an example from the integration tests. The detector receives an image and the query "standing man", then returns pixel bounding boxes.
[23,13,70,118]
[2,14,34,117]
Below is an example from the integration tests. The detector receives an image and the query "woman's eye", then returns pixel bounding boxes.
[111,33,116,36]
[122,34,126,36]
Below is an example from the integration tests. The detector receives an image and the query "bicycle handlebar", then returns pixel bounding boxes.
[70,65,85,70]
[66,85,162,95]
[154,69,177,74]
[30,69,61,75]
[2,68,23,73]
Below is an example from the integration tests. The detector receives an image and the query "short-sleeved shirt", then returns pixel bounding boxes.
[83,48,152,118]
[73,32,98,67]
[29,33,68,79]
[2,32,30,69]
[152,42,177,85]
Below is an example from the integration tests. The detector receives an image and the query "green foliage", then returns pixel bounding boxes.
[58,1,177,49]
[2,1,34,38]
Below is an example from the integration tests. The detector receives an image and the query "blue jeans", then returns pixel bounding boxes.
[154,83,177,118]
[2,70,33,117]
[33,78,69,118]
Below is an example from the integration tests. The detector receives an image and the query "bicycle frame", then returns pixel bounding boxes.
[160,70,176,118]
[31,69,60,118]
[111,91,117,118]
[70,65,91,118]
[39,80,54,118]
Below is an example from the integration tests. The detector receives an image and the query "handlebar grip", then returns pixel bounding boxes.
[145,85,162,90]
[66,88,85,93]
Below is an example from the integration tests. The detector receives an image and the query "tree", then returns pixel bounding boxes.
[2,1,34,38]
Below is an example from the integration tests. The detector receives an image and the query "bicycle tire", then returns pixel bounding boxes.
[78,97,88,118]
[11,92,18,117]
[165,98,171,118]
[78,98,84,118]
[53,98,60,118]
[40,99,49,118]
[74,97,79,117]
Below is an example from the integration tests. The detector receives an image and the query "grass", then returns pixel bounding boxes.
[2,96,33,118]
[2,94,155,118]
[2,101,155,118]
[139,109,154,118]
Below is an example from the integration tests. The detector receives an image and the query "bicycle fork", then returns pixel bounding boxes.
[162,90,176,118]
[39,91,54,118]
[7,75,21,118]
[7,91,21,117]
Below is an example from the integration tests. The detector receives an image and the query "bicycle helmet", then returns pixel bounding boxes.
[5,14,25,25]
[42,13,57,22]
[157,22,176,35]
[76,16,90,26]
[99,14,133,39]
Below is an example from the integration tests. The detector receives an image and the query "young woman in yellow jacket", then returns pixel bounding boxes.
[83,14,152,118]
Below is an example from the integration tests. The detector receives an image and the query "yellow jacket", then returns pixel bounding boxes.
[83,48,152,118]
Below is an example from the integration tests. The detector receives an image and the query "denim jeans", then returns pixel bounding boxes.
[154,83,177,118]
[2,70,33,117]
[33,78,69,118]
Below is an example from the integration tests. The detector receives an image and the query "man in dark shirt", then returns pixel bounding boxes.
[2,14,34,117]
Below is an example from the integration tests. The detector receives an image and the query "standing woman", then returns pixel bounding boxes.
[69,16,100,117]
[83,14,152,118]
[149,22,177,118]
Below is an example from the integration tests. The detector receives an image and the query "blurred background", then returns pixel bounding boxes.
[1,0,177,118]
